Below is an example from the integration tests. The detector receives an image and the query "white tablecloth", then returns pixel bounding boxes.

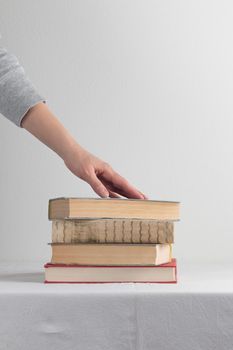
[0,261,233,350]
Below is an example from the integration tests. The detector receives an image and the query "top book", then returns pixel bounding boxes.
[48,197,180,221]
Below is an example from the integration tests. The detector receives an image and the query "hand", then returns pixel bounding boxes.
[64,145,148,199]
[22,103,148,199]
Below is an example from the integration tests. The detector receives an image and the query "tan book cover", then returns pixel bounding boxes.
[52,219,174,244]
[50,243,172,266]
[48,197,180,221]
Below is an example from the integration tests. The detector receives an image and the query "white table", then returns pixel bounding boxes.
[0,261,233,350]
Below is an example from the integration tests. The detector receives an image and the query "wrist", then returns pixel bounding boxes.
[21,102,87,166]
[62,141,86,165]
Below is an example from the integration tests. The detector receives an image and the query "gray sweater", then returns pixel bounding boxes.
[0,47,44,127]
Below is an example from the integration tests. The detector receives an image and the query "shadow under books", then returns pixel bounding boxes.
[0,272,44,283]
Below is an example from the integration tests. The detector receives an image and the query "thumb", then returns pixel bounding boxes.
[88,174,109,198]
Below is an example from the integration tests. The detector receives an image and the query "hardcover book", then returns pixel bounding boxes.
[50,243,172,266]
[45,259,177,283]
[48,197,180,221]
[52,219,174,244]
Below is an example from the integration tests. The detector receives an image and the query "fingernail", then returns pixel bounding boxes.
[102,190,109,198]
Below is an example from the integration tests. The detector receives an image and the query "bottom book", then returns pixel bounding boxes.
[44,259,177,283]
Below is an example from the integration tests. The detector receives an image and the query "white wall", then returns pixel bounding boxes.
[0,0,233,263]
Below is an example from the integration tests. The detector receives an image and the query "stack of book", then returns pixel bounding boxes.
[44,197,180,283]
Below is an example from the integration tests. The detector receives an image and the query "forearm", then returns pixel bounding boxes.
[20,100,147,199]
[21,102,84,161]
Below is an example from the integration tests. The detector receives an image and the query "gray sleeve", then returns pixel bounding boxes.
[0,47,45,127]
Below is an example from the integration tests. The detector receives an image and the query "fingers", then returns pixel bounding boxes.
[110,174,145,199]
[98,168,148,200]
[87,173,109,198]
[108,190,122,198]
[88,174,121,198]
[81,160,148,200]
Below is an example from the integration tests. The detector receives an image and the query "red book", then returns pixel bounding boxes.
[44,259,177,284]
